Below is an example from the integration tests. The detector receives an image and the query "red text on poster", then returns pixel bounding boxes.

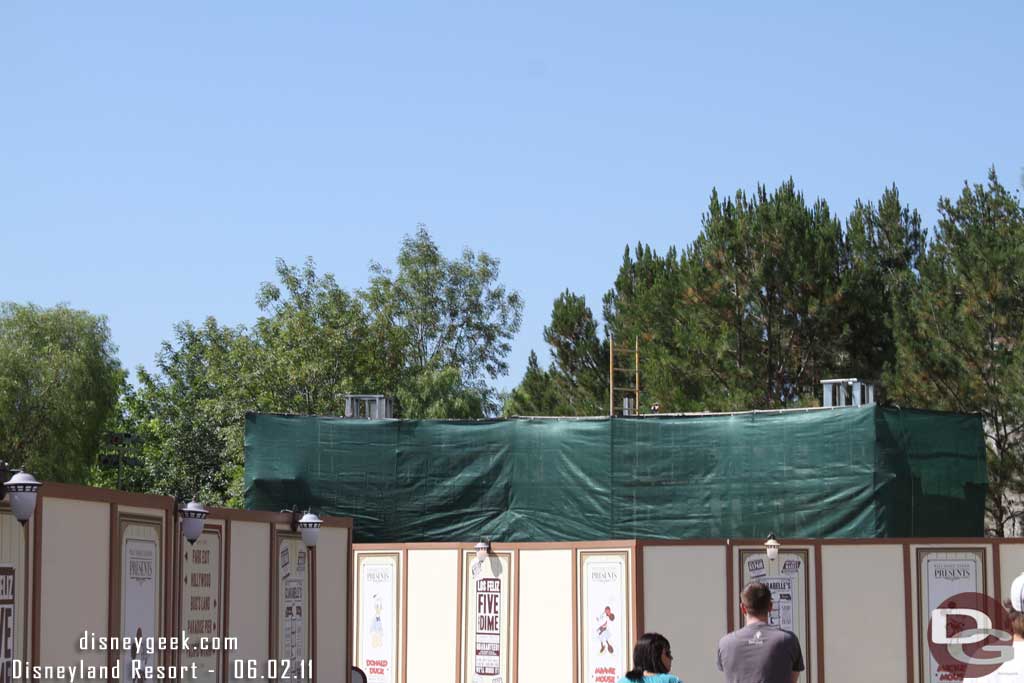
[474,578,501,676]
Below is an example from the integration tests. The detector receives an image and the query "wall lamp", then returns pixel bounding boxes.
[285,507,323,548]
[0,463,41,527]
[475,539,491,563]
[764,532,781,561]
[179,498,209,545]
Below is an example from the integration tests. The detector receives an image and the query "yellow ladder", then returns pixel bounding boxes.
[608,335,639,416]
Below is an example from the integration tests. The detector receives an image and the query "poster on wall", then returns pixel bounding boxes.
[738,549,809,682]
[461,550,512,683]
[578,551,631,683]
[355,552,401,683]
[181,529,222,683]
[121,522,161,683]
[917,548,985,683]
[0,566,14,683]
[278,535,309,676]
[763,576,795,632]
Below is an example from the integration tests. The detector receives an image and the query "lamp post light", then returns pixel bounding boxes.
[179,499,209,545]
[765,532,778,565]
[296,511,322,549]
[3,470,41,526]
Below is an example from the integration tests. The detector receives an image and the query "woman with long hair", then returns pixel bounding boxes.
[618,632,682,683]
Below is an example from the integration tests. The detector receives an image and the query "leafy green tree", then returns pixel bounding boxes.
[363,225,523,414]
[841,185,926,388]
[395,367,486,419]
[111,318,247,505]
[604,181,848,412]
[123,227,523,502]
[603,243,693,410]
[0,303,124,482]
[503,351,564,416]
[543,291,607,414]
[118,258,377,505]
[504,290,608,416]
[247,257,383,414]
[889,169,1024,535]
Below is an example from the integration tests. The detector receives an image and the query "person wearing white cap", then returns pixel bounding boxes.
[965,573,1024,682]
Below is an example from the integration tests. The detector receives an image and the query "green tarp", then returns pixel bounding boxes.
[244,406,987,542]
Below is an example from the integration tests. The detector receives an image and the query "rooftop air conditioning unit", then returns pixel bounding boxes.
[820,378,875,408]
[343,394,394,419]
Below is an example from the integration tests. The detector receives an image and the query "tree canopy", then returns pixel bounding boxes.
[515,179,926,414]
[505,170,1023,534]
[887,169,1024,535]
[100,227,522,504]
[0,303,124,482]
[6,172,1024,534]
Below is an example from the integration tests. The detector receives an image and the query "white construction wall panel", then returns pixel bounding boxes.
[517,549,573,683]
[821,545,906,683]
[228,521,270,674]
[316,526,350,682]
[407,549,458,683]
[39,497,109,667]
[642,545,727,683]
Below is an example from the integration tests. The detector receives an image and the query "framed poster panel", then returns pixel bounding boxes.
[179,527,224,683]
[0,510,27,669]
[354,551,402,683]
[916,547,987,683]
[738,548,811,683]
[577,549,632,683]
[277,533,312,679]
[460,549,514,683]
[0,565,14,683]
[120,516,163,683]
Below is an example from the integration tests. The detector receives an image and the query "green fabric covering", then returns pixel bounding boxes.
[244,406,987,542]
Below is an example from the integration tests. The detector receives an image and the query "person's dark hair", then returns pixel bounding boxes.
[1004,600,1024,637]
[625,632,671,681]
[742,581,772,617]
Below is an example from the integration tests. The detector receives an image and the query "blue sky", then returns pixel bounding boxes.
[2,2,1022,392]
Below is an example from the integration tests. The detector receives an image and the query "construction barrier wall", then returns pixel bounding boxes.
[352,538,1024,683]
[3,482,352,683]
[246,408,988,543]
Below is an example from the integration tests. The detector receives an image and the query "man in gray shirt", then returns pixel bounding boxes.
[717,581,805,683]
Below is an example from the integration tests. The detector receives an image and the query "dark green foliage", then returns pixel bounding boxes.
[0,303,124,482]
[841,185,926,387]
[506,172,1020,535]
[888,169,1024,535]
[503,351,564,416]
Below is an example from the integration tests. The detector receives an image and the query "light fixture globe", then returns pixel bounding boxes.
[1011,571,1024,612]
[475,539,491,563]
[764,532,781,561]
[4,471,40,526]
[179,499,208,545]
[298,511,322,548]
